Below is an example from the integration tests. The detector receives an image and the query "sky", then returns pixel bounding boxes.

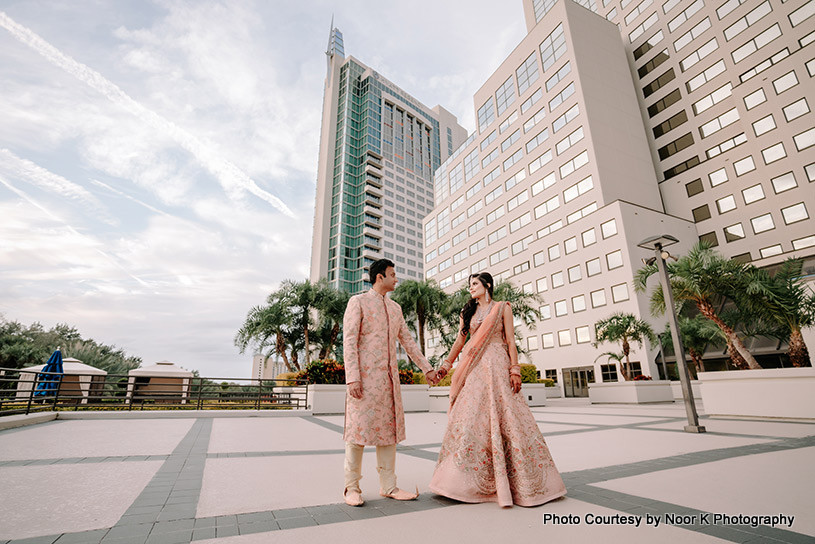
[0,0,526,377]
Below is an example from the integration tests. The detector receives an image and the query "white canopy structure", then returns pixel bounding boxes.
[16,358,108,404]
[126,361,193,404]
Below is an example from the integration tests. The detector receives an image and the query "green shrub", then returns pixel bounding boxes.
[399,369,415,384]
[539,378,555,386]
[412,371,427,385]
[275,372,300,386]
[520,364,539,383]
[297,359,345,384]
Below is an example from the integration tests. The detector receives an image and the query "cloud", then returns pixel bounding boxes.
[0,9,295,218]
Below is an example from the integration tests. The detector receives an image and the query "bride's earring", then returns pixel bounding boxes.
[486,292,491,303]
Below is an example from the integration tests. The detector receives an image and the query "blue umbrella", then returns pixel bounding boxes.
[35,348,63,397]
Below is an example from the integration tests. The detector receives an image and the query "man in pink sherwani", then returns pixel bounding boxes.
[342,258,440,506]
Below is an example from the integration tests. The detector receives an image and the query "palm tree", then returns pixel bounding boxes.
[593,312,657,380]
[659,315,723,376]
[392,279,448,355]
[312,280,350,360]
[235,297,298,372]
[743,259,815,367]
[634,241,762,369]
[280,280,318,365]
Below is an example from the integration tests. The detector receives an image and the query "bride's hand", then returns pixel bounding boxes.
[510,374,522,394]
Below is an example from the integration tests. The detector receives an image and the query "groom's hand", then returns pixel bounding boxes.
[425,370,438,385]
[348,381,363,399]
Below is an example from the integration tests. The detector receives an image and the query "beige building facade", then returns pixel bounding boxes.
[424,0,815,396]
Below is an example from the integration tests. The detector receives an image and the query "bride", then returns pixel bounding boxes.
[429,272,566,507]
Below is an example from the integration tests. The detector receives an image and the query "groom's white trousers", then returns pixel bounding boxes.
[344,442,397,494]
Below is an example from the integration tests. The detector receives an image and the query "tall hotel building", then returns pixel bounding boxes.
[310,27,467,293]
[424,0,815,396]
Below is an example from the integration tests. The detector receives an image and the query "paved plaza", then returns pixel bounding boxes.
[0,399,813,544]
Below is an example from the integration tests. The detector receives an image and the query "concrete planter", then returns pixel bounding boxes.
[400,384,429,412]
[521,383,547,407]
[305,384,345,415]
[670,380,702,400]
[429,386,451,412]
[306,383,430,415]
[544,386,562,398]
[698,368,815,419]
[589,380,674,404]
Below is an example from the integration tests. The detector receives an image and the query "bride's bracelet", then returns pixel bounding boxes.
[509,364,521,377]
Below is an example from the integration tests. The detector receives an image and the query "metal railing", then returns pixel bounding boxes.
[0,367,309,416]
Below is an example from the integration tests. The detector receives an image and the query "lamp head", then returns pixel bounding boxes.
[637,234,679,250]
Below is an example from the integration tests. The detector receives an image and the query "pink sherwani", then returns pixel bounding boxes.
[343,289,432,446]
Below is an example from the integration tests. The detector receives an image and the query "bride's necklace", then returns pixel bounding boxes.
[474,300,493,321]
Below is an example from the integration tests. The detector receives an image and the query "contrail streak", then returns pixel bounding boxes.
[0,175,151,287]
[0,148,117,225]
[0,11,295,218]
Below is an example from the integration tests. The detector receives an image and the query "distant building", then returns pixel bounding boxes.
[251,354,287,383]
[310,26,468,294]
[424,0,815,396]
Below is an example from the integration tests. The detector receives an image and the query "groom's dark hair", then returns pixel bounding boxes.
[369,259,395,284]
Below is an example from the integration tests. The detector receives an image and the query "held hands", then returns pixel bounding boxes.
[425,370,440,386]
[510,373,522,394]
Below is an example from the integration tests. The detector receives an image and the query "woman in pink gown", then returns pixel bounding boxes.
[429,272,566,507]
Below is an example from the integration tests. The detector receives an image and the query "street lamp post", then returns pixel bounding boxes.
[638,235,706,434]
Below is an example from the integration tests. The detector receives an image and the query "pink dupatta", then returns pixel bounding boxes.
[449,301,506,407]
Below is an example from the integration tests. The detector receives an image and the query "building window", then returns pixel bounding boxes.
[761,142,787,164]
[752,114,777,136]
[548,244,561,261]
[744,88,767,110]
[540,304,551,320]
[590,289,607,308]
[606,250,624,269]
[568,265,582,283]
[611,283,630,303]
[552,271,564,289]
[692,204,711,222]
[536,277,548,292]
[686,178,704,196]
[533,250,546,267]
[643,68,676,98]
[601,364,618,382]
[781,203,809,225]
[794,127,815,151]
[658,132,694,160]
[648,89,682,118]
[751,213,775,233]
[542,333,555,349]
[540,23,567,71]
[783,98,810,122]
[716,195,737,214]
[742,184,765,205]
[478,99,496,132]
[582,228,596,247]
[554,300,568,317]
[587,258,602,277]
[792,235,815,250]
[565,236,578,254]
[771,172,797,194]
[733,156,756,176]
[558,329,572,346]
[527,336,539,351]
[759,245,783,259]
[699,231,719,246]
[773,70,799,94]
[572,295,587,313]
[545,62,571,93]
[654,110,688,139]
[601,219,618,238]
[709,168,728,187]
[516,52,540,95]
[724,223,746,242]
[576,325,591,344]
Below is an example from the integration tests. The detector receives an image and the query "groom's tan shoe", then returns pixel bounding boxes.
[380,486,419,500]
[344,488,364,507]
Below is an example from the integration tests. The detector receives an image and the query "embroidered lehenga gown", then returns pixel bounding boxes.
[429,304,567,507]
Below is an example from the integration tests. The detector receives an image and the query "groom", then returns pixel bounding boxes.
[342,258,440,506]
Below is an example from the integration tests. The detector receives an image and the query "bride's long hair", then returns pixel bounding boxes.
[460,272,494,336]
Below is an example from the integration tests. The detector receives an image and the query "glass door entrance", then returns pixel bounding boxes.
[563,366,595,397]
